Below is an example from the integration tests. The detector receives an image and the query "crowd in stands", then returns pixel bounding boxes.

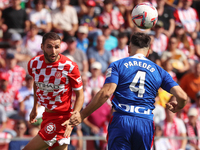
[0,0,200,149]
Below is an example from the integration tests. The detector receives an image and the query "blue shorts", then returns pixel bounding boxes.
[107,112,154,150]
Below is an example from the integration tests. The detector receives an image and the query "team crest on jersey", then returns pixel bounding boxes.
[55,71,62,79]
[45,123,56,134]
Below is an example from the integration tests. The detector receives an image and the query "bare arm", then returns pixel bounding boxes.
[70,83,117,126]
[73,88,84,112]
[166,85,188,112]
[29,82,38,123]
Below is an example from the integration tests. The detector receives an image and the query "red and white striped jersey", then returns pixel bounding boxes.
[0,86,23,112]
[0,66,26,91]
[28,54,83,112]
[99,9,124,30]
[111,45,129,59]
[151,34,168,56]
[88,76,105,89]
[174,7,199,33]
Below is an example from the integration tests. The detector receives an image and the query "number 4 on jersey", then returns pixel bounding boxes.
[129,71,146,98]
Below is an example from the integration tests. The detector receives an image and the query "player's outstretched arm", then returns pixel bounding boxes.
[166,85,188,113]
[30,82,38,123]
[61,88,84,137]
[69,83,117,126]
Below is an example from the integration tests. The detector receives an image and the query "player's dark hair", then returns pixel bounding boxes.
[42,32,61,44]
[130,32,151,48]
[34,0,46,5]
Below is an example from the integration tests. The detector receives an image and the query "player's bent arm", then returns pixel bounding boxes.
[81,83,117,120]
[73,88,84,112]
[33,82,38,109]
[170,85,188,109]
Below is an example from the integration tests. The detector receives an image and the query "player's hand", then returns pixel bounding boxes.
[61,120,73,138]
[69,111,82,126]
[29,107,38,124]
[166,101,182,113]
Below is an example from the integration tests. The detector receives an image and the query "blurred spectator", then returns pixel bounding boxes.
[88,61,105,89]
[98,0,125,34]
[180,62,200,101]
[190,91,200,121]
[7,33,33,72]
[174,22,196,60]
[163,58,177,82]
[29,0,52,34]
[174,0,199,41]
[0,0,30,35]
[81,73,92,109]
[46,0,59,10]
[0,72,23,120]
[52,0,78,38]
[62,36,89,73]
[93,24,118,51]
[151,20,168,56]
[79,0,103,41]
[22,24,43,57]
[185,108,200,150]
[0,104,12,150]
[161,36,189,80]
[115,0,134,28]
[111,32,129,59]
[153,124,171,150]
[0,52,26,91]
[78,0,96,15]
[83,87,111,150]
[156,0,175,37]
[87,35,111,74]
[153,94,166,124]
[148,35,162,66]
[18,75,34,123]
[58,32,68,53]
[0,0,10,10]
[76,25,89,53]
[0,48,6,68]
[0,104,7,133]
[8,120,30,150]
[159,98,187,150]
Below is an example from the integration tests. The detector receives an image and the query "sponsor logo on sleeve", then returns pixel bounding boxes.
[106,68,112,78]
[76,76,82,84]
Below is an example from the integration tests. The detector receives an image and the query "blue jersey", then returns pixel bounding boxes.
[105,53,178,120]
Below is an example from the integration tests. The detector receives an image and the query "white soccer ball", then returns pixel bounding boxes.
[131,2,158,29]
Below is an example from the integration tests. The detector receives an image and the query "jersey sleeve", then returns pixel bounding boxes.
[104,62,119,85]
[68,63,83,91]
[160,69,178,93]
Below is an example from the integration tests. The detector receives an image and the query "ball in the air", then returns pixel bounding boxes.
[131,2,158,29]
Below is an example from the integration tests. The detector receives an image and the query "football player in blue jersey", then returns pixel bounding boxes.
[68,32,188,150]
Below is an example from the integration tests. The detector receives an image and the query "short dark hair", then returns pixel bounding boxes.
[34,0,46,5]
[104,0,113,5]
[130,32,151,48]
[118,32,128,39]
[42,32,61,44]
